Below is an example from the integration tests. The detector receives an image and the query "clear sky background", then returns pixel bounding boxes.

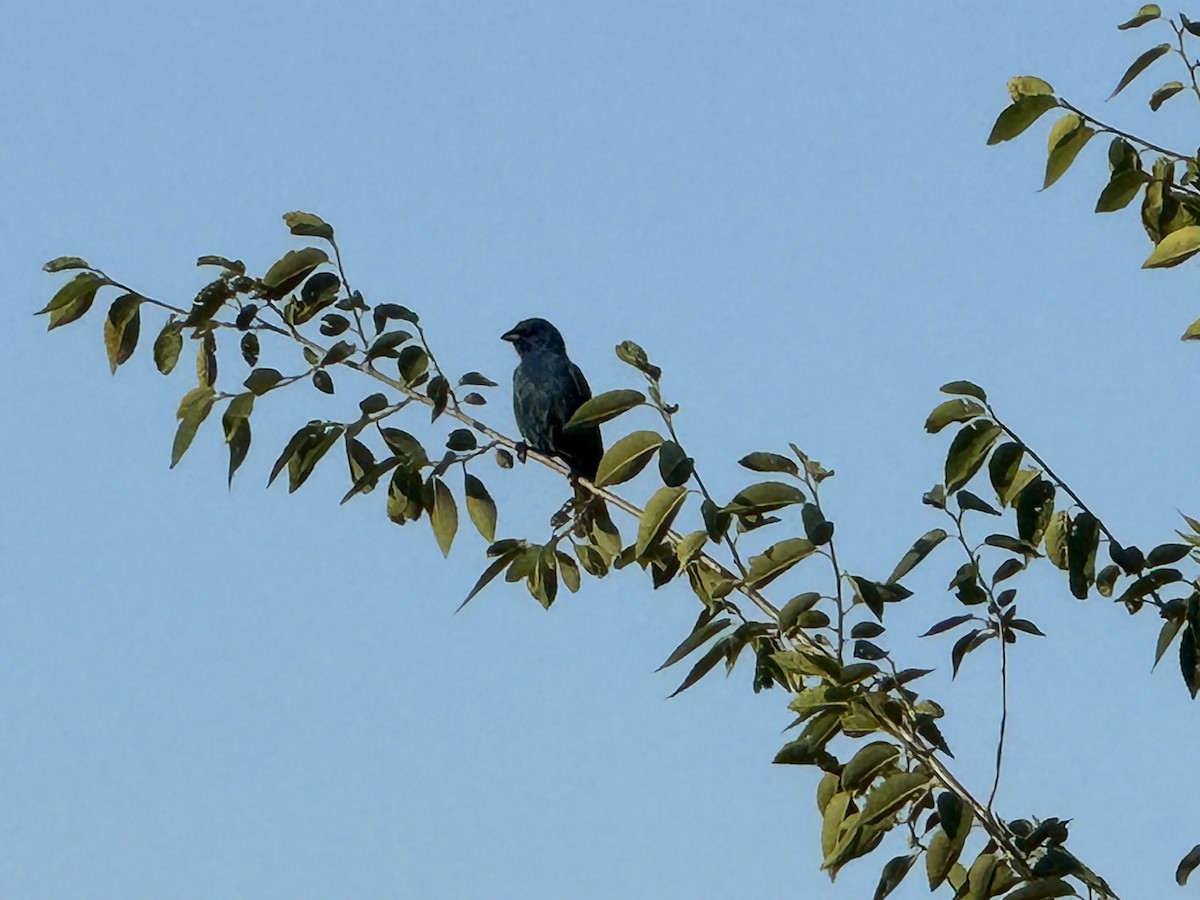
[4,3,1200,898]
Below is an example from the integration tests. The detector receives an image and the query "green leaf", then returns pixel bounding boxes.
[1043,510,1071,570]
[366,330,412,361]
[1150,80,1185,110]
[1117,4,1161,30]
[1096,168,1149,212]
[170,386,216,468]
[779,593,821,633]
[1182,315,1200,341]
[564,389,645,430]
[965,852,997,900]
[925,399,984,434]
[464,474,497,542]
[222,392,254,486]
[43,255,92,273]
[458,371,498,388]
[1116,568,1183,607]
[261,246,329,297]
[184,278,234,328]
[657,618,731,671]
[801,503,834,545]
[674,530,708,565]
[636,486,688,559]
[723,481,806,515]
[888,528,947,583]
[840,742,900,793]
[1015,476,1055,545]
[322,340,356,366]
[873,854,917,900]
[1177,844,1200,886]
[594,430,663,487]
[103,294,141,374]
[427,375,450,420]
[944,420,1001,493]
[1068,511,1100,599]
[446,429,477,452]
[38,272,104,330]
[738,451,799,477]
[196,255,244,273]
[1148,542,1191,567]
[1109,43,1171,99]
[957,490,1000,516]
[457,546,523,612]
[1143,224,1200,268]
[1041,113,1095,190]
[861,770,930,826]
[287,272,341,325]
[312,370,334,394]
[1007,75,1055,99]
[269,423,320,487]
[669,636,731,697]
[615,340,661,380]
[921,614,975,637]
[987,94,1058,145]
[386,466,424,523]
[151,319,184,375]
[926,792,972,889]
[287,425,343,492]
[282,210,335,241]
[939,380,987,401]
[397,345,430,385]
[657,440,693,487]
[745,538,816,589]
[240,332,259,367]
[427,477,458,557]
[244,368,285,395]
[987,441,1024,505]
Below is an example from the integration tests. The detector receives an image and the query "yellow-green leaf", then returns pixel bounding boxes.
[282,210,335,241]
[723,481,806,515]
[38,272,105,330]
[945,420,1001,493]
[594,430,663,487]
[1182,315,1200,340]
[152,319,184,375]
[428,477,458,557]
[1109,43,1171,99]
[1096,168,1148,212]
[564,389,645,430]
[171,385,216,468]
[1042,113,1095,190]
[1118,4,1161,29]
[1144,224,1200,268]
[1007,75,1055,99]
[861,769,930,826]
[987,94,1058,145]
[840,741,900,794]
[744,537,816,589]
[925,399,984,434]
[464,474,497,542]
[636,485,688,558]
[1150,80,1185,110]
[103,294,141,374]
[965,852,997,900]
[926,792,973,889]
[261,246,329,296]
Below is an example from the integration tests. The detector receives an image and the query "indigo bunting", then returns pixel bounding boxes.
[502,318,603,480]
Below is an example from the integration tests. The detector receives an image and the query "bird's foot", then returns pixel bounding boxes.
[515,441,529,465]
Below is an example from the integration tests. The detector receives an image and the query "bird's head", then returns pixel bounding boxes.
[501,318,567,356]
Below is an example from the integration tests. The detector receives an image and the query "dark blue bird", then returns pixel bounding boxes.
[502,318,603,480]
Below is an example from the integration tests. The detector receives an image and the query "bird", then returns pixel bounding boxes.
[502,317,603,481]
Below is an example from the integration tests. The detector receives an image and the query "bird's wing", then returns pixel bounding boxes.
[567,360,593,403]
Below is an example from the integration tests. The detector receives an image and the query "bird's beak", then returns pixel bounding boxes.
[501,328,519,343]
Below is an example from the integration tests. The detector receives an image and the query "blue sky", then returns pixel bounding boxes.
[4,3,1200,897]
